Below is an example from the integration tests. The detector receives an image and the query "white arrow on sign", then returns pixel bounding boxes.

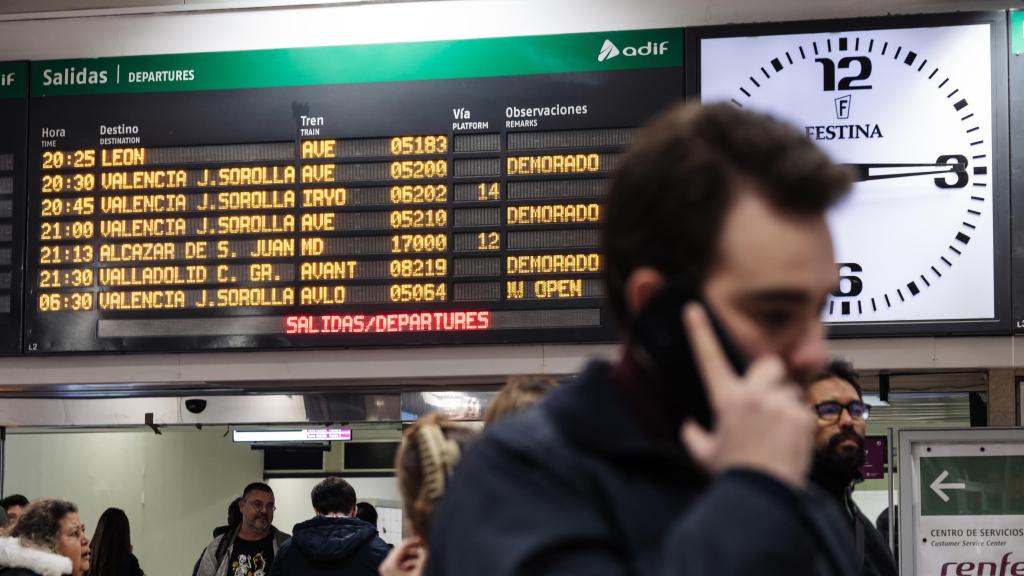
[930,470,966,503]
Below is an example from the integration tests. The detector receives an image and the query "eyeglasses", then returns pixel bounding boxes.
[814,400,870,422]
[245,500,276,512]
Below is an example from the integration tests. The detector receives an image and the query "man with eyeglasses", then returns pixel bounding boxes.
[808,359,897,576]
[196,482,290,576]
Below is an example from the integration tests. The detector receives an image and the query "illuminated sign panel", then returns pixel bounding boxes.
[24,30,684,352]
[690,12,1010,336]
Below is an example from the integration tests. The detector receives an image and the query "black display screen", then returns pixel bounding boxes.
[0,62,27,355]
[22,29,684,352]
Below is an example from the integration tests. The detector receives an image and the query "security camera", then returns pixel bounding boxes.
[185,399,208,414]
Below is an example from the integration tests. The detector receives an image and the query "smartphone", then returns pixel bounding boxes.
[628,279,748,430]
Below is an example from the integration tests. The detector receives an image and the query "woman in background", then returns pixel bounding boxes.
[0,498,90,576]
[88,508,143,576]
[483,375,559,426]
[379,413,476,576]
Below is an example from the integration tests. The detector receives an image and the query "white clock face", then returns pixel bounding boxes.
[700,24,994,324]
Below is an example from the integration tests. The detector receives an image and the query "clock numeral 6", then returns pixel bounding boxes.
[934,154,968,189]
[832,262,863,298]
[816,57,872,92]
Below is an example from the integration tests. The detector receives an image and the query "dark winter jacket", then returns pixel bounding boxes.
[852,499,898,576]
[812,460,898,576]
[431,360,859,576]
[0,537,72,576]
[269,516,388,576]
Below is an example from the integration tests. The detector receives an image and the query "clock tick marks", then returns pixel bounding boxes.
[917,59,928,72]
[894,46,903,60]
[904,51,918,66]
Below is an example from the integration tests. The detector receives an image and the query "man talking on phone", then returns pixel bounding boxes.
[431,103,857,576]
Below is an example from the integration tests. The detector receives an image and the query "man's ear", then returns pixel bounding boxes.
[624,267,666,313]
[349,505,357,517]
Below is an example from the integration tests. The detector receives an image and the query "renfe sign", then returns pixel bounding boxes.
[899,430,1024,576]
[939,553,1024,576]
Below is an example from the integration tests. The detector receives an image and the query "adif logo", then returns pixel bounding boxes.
[0,72,14,87]
[598,39,669,62]
[598,40,621,62]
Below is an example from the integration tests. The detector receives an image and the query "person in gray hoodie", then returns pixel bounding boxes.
[269,477,388,576]
[196,483,288,576]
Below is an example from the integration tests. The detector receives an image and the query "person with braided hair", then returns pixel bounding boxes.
[379,413,476,576]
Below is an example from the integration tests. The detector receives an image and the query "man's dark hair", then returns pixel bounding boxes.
[355,502,378,526]
[0,494,29,511]
[812,357,863,399]
[311,476,356,515]
[227,496,243,526]
[602,102,853,320]
[241,482,274,500]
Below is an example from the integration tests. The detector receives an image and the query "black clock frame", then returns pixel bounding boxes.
[685,11,1012,338]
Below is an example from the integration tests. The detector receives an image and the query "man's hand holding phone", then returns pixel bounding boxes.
[679,303,815,490]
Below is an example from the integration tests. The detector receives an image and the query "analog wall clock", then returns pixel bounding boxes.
[690,14,1010,336]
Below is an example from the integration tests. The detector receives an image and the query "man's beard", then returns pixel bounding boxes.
[813,428,866,486]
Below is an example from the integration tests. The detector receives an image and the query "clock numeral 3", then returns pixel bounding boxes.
[816,57,873,92]
[832,262,863,298]
[934,154,968,189]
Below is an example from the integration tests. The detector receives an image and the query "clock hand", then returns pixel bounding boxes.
[843,162,963,183]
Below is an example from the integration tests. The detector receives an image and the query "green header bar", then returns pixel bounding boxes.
[921,456,1024,516]
[32,28,682,97]
[0,62,27,99]
[1013,11,1024,55]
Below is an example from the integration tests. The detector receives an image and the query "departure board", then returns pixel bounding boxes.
[0,62,26,355]
[24,29,683,352]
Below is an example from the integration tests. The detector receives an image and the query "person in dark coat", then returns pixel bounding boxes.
[89,508,144,576]
[430,103,860,576]
[808,359,898,576]
[0,498,91,576]
[269,477,388,576]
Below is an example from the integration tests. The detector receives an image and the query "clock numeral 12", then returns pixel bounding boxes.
[832,262,863,298]
[816,57,873,91]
